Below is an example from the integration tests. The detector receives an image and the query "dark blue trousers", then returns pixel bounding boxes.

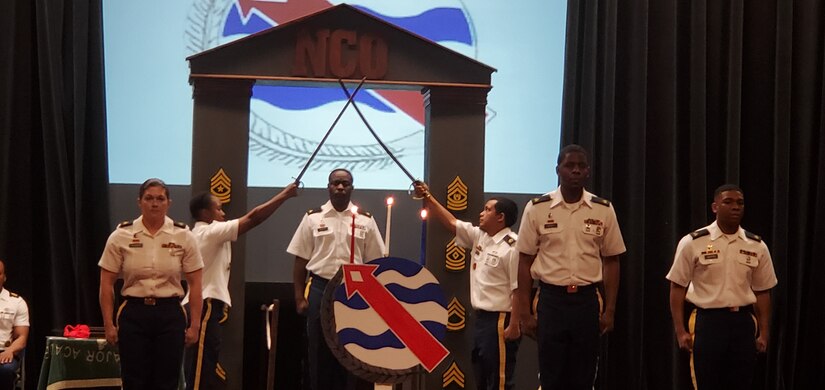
[0,355,20,390]
[536,283,600,390]
[691,307,757,390]
[472,310,520,390]
[306,275,370,390]
[118,297,186,390]
[184,298,228,390]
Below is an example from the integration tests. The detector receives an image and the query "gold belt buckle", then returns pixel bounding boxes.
[144,297,157,306]
[566,285,578,293]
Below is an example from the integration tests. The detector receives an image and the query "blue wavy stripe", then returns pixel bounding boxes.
[335,287,369,309]
[251,85,393,112]
[338,321,446,349]
[428,319,447,340]
[370,257,424,277]
[223,4,272,36]
[355,6,473,45]
[339,328,404,348]
[385,283,447,306]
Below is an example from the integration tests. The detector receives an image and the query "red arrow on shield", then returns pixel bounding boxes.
[342,263,449,372]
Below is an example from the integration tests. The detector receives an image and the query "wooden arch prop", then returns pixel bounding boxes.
[187,5,495,389]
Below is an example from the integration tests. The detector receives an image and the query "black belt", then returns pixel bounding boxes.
[475,309,508,317]
[124,296,181,306]
[539,281,598,294]
[309,273,330,283]
[698,305,753,313]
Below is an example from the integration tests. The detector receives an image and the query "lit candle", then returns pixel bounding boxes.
[419,208,428,265]
[350,206,358,263]
[384,197,394,257]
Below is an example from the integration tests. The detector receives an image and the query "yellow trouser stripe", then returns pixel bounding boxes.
[115,301,127,328]
[497,313,506,390]
[193,299,213,390]
[304,276,313,299]
[688,309,697,390]
[219,304,229,324]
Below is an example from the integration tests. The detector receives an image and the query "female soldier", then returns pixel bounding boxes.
[98,178,203,390]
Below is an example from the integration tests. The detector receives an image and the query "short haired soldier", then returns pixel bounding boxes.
[667,184,777,389]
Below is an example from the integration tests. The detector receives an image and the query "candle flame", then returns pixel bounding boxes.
[386,197,394,206]
[420,209,428,220]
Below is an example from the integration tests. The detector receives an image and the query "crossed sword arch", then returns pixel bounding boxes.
[293,78,418,187]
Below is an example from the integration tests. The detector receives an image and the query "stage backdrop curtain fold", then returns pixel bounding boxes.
[561,0,825,388]
[0,0,109,386]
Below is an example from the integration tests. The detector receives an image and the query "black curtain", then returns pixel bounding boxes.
[0,0,109,386]
[562,0,825,388]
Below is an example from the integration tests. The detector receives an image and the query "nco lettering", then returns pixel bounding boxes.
[293,29,388,79]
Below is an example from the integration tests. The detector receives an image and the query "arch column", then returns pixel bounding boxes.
[422,86,490,386]
[190,77,254,388]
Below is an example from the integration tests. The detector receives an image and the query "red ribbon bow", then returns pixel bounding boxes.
[63,324,91,339]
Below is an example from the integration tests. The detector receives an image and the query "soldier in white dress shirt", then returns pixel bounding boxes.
[98,178,204,390]
[667,184,777,390]
[287,169,385,390]
[0,259,28,390]
[514,144,626,390]
[414,181,521,390]
[183,182,297,390]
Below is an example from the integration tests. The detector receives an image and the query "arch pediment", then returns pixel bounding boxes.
[187,3,494,89]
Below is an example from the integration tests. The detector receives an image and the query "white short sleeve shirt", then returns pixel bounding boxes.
[0,288,29,347]
[455,221,519,312]
[516,188,626,285]
[99,216,204,298]
[666,221,777,308]
[183,219,239,306]
[287,201,386,279]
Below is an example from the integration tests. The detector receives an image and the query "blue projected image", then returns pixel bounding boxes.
[103,0,566,193]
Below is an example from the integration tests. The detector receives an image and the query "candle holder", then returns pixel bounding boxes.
[419,209,428,265]
[384,197,393,257]
[350,206,358,263]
